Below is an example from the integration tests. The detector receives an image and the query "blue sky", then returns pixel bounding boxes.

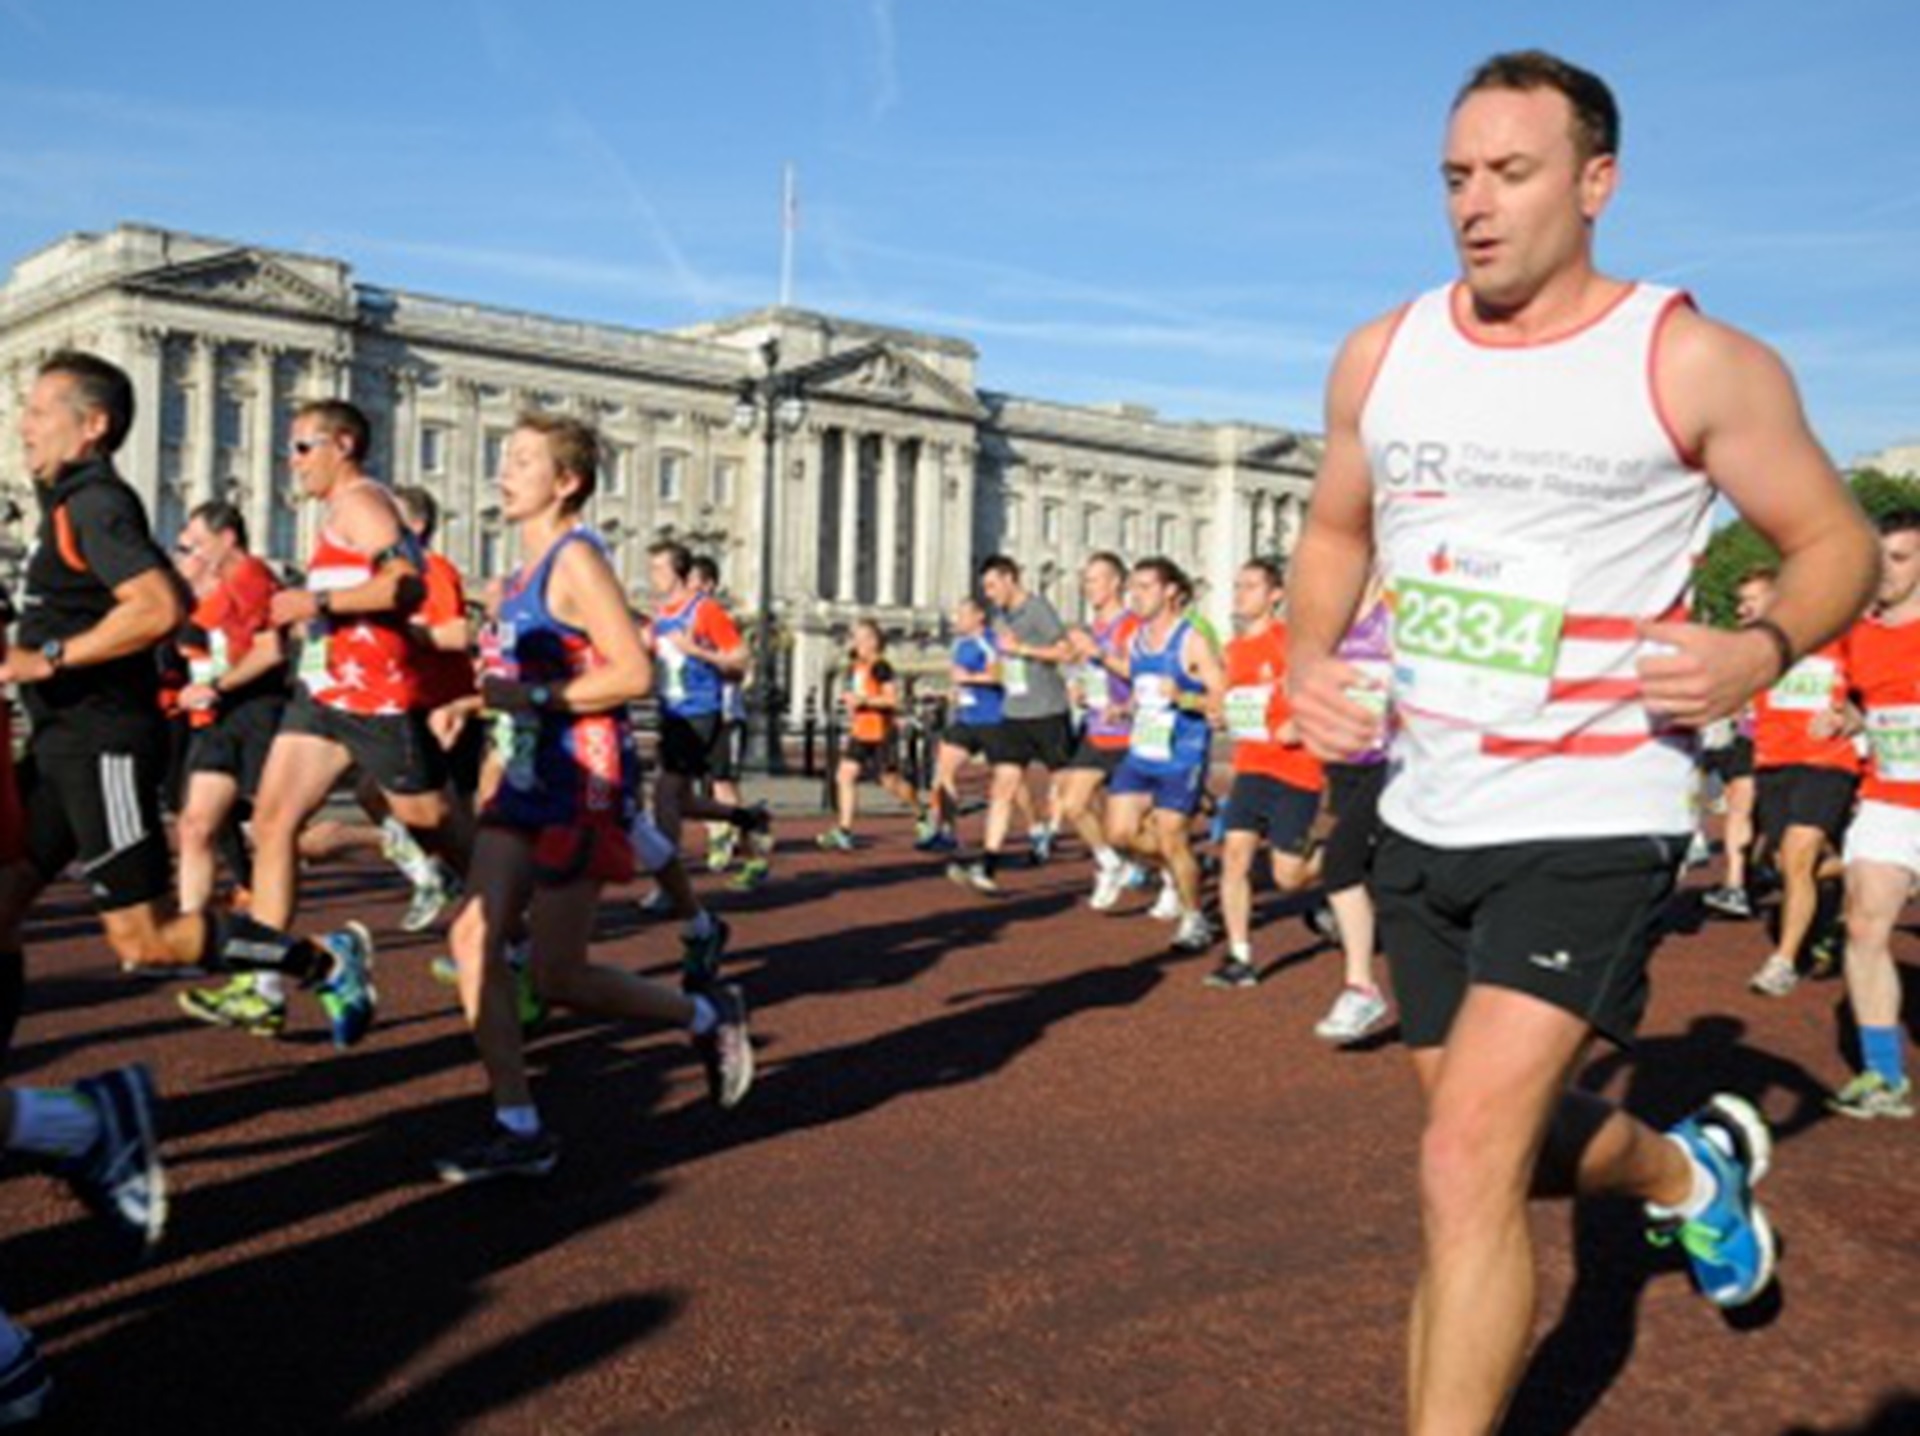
[2,1,1917,462]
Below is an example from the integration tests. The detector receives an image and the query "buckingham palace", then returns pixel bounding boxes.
[0,223,1317,705]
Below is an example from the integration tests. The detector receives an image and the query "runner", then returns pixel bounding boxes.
[1829,511,1920,1118]
[1100,558,1223,953]
[430,413,752,1183]
[1741,565,1858,996]
[1700,693,1760,918]
[688,555,767,885]
[182,399,455,1035]
[0,352,375,1046]
[169,501,288,945]
[948,556,1074,894]
[1062,553,1142,910]
[919,596,1004,853]
[1209,558,1322,989]
[819,620,920,849]
[1311,579,1395,1044]
[1284,53,1877,1433]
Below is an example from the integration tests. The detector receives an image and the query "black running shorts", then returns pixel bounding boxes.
[1754,763,1858,851]
[20,738,171,909]
[1372,827,1686,1050]
[1223,772,1320,856]
[279,686,446,796]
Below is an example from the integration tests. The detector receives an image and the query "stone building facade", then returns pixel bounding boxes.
[0,224,1317,710]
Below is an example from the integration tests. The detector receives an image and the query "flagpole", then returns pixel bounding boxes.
[778,162,796,309]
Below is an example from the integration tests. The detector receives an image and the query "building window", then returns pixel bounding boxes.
[658,451,686,504]
[160,387,188,444]
[1194,520,1211,565]
[1005,497,1023,544]
[215,394,245,450]
[711,457,740,509]
[1120,509,1141,554]
[1082,505,1102,550]
[480,527,503,579]
[421,426,446,475]
[1042,500,1062,547]
[483,430,507,482]
[1156,514,1179,556]
[604,445,628,498]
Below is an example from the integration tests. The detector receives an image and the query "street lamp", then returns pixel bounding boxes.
[731,337,807,772]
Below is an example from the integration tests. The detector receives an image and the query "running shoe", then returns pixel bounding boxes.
[1089,863,1128,912]
[1650,1094,1776,1309]
[946,860,1000,895]
[1806,927,1843,979]
[429,954,458,987]
[816,827,856,852]
[696,984,754,1109]
[1701,886,1754,920]
[1148,877,1182,922]
[913,816,937,846]
[706,826,737,874]
[1203,958,1259,989]
[1028,828,1055,866]
[1306,903,1342,944]
[400,862,461,933]
[316,922,377,1049]
[681,916,731,994]
[1826,1070,1915,1120]
[913,830,958,854]
[735,802,774,837]
[1123,862,1152,890]
[1171,911,1215,953]
[638,886,674,915]
[729,857,773,890]
[62,1064,166,1257]
[1748,952,1799,998]
[1684,831,1714,870]
[1315,985,1390,1044]
[434,1124,561,1185]
[177,974,286,1037]
[0,1329,51,1427]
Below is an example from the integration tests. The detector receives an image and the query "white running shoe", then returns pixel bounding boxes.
[1148,877,1182,922]
[1090,863,1128,912]
[1749,953,1799,998]
[1315,985,1390,1044]
[1171,911,1214,953]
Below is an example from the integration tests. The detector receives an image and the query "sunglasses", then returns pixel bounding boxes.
[289,437,331,456]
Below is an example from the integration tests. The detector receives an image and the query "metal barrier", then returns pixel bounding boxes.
[812,670,948,812]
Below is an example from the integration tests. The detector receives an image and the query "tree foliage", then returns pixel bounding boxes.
[1694,469,1920,628]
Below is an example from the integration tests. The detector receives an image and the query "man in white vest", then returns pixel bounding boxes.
[1286,50,1878,1436]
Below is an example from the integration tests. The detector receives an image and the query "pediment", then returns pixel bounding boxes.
[124,250,352,320]
[797,342,986,421]
[1242,432,1317,469]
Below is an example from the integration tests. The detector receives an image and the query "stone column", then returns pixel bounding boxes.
[190,336,219,506]
[836,426,858,603]
[790,425,822,598]
[913,439,940,610]
[949,445,978,605]
[876,433,900,607]
[248,344,278,543]
[120,326,166,511]
[390,366,420,487]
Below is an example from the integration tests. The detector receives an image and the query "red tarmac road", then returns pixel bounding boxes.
[2,821,1916,1434]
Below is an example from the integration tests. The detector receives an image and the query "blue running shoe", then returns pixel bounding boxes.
[63,1064,167,1258]
[317,922,377,1049]
[1652,1092,1776,1309]
[0,1327,51,1426]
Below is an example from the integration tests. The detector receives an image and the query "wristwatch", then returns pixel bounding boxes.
[528,683,555,711]
[39,638,64,671]
[315,590,333,619]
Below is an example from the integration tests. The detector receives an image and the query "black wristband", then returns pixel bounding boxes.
[1741,617,1796,681]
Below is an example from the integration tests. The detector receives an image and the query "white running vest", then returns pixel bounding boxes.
[1363,282,1714,846]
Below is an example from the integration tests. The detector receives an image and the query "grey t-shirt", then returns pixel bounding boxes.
[998,592,1070,719]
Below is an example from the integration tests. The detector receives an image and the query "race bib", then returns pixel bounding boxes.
[1131,676,1175,763]
[1389,541,1569,724]
[1345,657,1393,718]
[1224,684,1273,743]
[1003,656,1030,698]
[297,623,331,690]
[1867,705,1920,782]
[657,638,689,706]
[1077,662,1110,713]
[1769,655,1837,713]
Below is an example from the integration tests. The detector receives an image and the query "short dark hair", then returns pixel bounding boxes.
[979,554,1021,584]
[294,399,372,462]
[1133,556,1189,593]
[1084,550,1127,582]
[1878,509,1920,538]
[1455,50,1620,162]
[648,539,692,580]
[189,499,249,550]
[39,350,135,455]
[393,485,439,544]
[690,555,720,587]
[1242,556,1286,590]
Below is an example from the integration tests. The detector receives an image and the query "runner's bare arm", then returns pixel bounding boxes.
[212,627,286,692]
[1638,309,1878,724]
[0,568,184,684]
[1184,626,1225,713]
[531,538,653,712]
[1287,314,1395,759]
